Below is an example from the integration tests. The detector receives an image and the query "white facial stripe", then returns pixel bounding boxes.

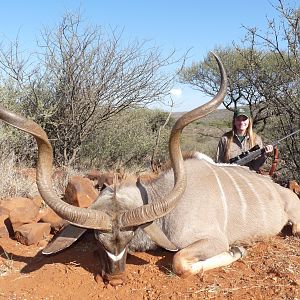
[106,248,126,262]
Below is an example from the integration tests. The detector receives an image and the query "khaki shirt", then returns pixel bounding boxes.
[215,131,266,171]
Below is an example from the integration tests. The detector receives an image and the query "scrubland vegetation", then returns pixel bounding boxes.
[0,0,300,200]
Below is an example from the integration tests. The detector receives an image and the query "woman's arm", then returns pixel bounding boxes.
[215,136,227,163]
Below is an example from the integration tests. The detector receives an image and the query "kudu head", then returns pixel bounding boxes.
[0,52,227,285]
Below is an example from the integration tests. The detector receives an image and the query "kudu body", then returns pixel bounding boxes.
[1,53,300,286]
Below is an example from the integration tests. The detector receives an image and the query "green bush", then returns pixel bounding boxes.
[78,108,174,171]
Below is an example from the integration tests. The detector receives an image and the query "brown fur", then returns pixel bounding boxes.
[289,180,300,196]
[118,171,159,187]
[86,169,125,191]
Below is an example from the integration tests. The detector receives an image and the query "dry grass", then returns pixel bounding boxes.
[0,249,15,277]
[0,152,39,199]
[0,149,81,202]
[51,166,82,198]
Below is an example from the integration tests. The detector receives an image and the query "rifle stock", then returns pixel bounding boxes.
[234,148,265,166]
[229,144,260,164]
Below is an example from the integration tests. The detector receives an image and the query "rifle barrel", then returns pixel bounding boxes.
[273,128,300,146]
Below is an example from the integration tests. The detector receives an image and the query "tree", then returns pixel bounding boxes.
[0,12,179,166]
[178,47,275,127]
[178,0,300,180]
[239,0,300,180]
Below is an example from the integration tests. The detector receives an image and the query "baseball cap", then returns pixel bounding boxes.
[234,107,251,118]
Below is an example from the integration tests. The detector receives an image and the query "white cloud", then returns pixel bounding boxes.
[170,88,182,97]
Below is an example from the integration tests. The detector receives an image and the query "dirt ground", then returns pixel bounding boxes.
[0,226,300,300]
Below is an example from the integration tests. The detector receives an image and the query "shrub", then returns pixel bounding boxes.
[78,108,173,171]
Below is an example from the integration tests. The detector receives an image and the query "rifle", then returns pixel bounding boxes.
[229,128,300,166]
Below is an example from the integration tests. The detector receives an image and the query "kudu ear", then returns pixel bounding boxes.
[42,224,87,255]
[141,223,178,251]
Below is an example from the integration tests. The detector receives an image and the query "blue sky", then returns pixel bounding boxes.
[0,0,294,111]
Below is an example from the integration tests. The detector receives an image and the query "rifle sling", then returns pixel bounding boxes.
[269,146,279,176]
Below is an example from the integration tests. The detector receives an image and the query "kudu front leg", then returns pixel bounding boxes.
[292,223,300,237]
[172,238,246,278]
[282,192,300,237]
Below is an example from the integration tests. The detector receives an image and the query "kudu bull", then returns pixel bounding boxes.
[1,53,300,286]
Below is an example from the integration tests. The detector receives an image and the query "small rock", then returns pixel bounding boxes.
[15,223,51,245]
[38,207,65,231]
[9,204,39,232]
[63,176,98,207]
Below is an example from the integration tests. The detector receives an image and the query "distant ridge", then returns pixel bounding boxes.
[172,108,233,121]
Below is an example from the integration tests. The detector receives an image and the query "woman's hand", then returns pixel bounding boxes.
[265,144,274,154]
